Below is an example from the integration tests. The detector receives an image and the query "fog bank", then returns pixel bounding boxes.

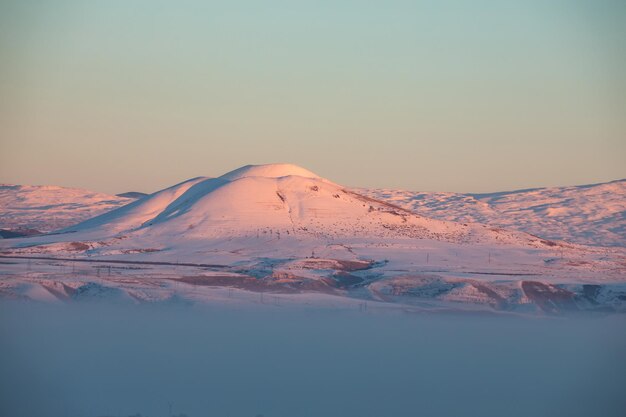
[1,302,625,417]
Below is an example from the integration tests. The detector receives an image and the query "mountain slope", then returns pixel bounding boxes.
[360,179,626,247]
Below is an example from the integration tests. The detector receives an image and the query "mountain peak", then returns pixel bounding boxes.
[219,163,321,181]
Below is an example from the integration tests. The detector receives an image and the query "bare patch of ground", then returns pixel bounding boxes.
[173,273,339,294]
[67,242,90,251]
[521,281,578,314]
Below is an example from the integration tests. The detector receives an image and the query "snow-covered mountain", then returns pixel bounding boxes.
[0,184,135,233]
[57,163,534,246]
[1,165,624,314]
[361,179,626,247]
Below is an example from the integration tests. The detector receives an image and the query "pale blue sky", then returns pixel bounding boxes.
[1,0,624,194]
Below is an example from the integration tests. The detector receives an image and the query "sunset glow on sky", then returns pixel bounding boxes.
[1,0,624,194]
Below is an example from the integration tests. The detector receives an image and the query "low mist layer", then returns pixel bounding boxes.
[1,302,625,417]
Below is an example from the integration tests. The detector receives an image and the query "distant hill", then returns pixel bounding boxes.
[116,191,148,199]
[0,184,132,232]
[361,179,626,247]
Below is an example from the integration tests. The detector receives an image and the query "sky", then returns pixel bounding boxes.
[0,0,624,194]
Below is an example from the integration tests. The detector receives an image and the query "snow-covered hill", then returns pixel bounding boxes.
[1,165,624,314]
[46,163,542,247]
[360,179,626,247]
[0,184,134,233]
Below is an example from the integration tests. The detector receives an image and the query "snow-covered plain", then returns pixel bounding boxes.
[1,164,624,315]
